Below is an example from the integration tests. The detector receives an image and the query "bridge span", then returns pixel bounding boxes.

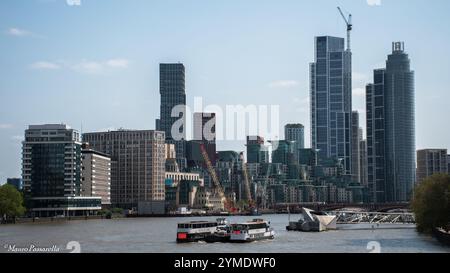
[273,202,411,213]
[330,211,415,224]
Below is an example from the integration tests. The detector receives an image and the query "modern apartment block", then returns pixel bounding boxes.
[190,112,216,166]
[448,154,450,175]
[158,63,187,170]
[82,130,166,210]
[416,149,448,183]
[285,124,305,150]
[351,111,361,183]
[81,148,111,206]
[359,139,368,187]
[246,136,269,164]
[6,178,23,191]
[310,36,352,174]
[22,124,101,217]
[366,42,416,203]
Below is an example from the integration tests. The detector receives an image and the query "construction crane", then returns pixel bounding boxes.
[199,143,233,212]
[337,6,352,51]
[240,153,253,204]
[240,152,258,215]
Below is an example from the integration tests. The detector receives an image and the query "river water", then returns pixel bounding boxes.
[0,214,448,253]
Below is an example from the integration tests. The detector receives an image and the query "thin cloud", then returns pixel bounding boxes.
[0,124,13,129]
[29,59,130,74]
[269,80,299,88]
[367,0,382,6]
[11,135,24,142]
[6,27,44,38]
[106,59,129,68]
[30,61,61,70]
[7,27,31,37]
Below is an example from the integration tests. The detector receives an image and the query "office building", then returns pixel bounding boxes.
[271,140,295,165]
[351,111,361,183]
[448,154,450,175]
[158,63,187,169]
[6,178,23,191]
[359,139,368,187]
[191,112,216,166]
[22,124,101,217]
[81,147,111,206]
[285,124,305,150]
[416,149,448,184]
[310,36,352,174]
[246,136,269,164]
[83,130,166,210]
[366,42,416,203]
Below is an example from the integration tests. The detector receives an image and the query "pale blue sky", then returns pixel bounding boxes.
[1,0,450,183]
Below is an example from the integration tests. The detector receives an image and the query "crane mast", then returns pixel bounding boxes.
[240,153,253,204]
[337,7,352,51]
[199,143,228,210]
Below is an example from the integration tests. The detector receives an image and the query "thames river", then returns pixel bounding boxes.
[0,214,448,253]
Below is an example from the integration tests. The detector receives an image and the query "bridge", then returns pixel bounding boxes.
[272,202,411,213]
[330,211,415,224]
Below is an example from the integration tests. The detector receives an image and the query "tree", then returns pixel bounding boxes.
[412,174,450,233]
[0,184,26,220]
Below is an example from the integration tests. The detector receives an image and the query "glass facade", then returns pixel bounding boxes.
[271,140,295,165]
[351,111,361,183]
[246,136,269,164]
[366,42,416,203]
[22,124,100,216]
[310,36,352,174]
[159,63,187,169]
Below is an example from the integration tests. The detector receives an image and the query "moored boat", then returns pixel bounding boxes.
[176,218,228,243]
[230,219,275,243]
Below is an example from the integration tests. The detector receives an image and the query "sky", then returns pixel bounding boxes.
[1,0,450,184]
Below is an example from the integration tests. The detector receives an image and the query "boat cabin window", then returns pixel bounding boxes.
[233,223,267,230]
[179,222,218,229]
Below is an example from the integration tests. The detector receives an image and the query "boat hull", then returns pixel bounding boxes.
[230,231,275,243]
[176,232,214,243]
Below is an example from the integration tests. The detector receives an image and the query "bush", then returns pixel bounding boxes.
[412,174,450,233]
[111,208,123,214]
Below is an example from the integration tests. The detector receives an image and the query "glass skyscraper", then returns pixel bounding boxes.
[158,63,187,169]
[22,124,101,217]
[310,36,352,174]
[285,124,305,149]
[351,111,361,183]
[366,42,416,203]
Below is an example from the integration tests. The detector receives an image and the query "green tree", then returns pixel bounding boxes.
[412,174,450,233]
[0,184,26,220]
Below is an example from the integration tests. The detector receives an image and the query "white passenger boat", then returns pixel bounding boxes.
[176,218,228,243]
[230,219,275,243]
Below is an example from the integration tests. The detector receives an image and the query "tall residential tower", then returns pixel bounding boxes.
[366,42,416,203]
[158,63,187,170]
[310,36,352,174]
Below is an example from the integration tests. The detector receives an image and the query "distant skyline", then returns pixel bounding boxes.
[1,0,450,183]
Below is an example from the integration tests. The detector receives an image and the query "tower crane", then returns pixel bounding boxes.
[337,6,352,51]
[240,152,259,215]
[199,143,233,212]
[240,153,253,205]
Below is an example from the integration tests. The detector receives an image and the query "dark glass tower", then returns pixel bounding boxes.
[366,42,415,203]
[351,111,361,183]
[159,63,187,169]
[310,36,352,174]
[22,124,102,216]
